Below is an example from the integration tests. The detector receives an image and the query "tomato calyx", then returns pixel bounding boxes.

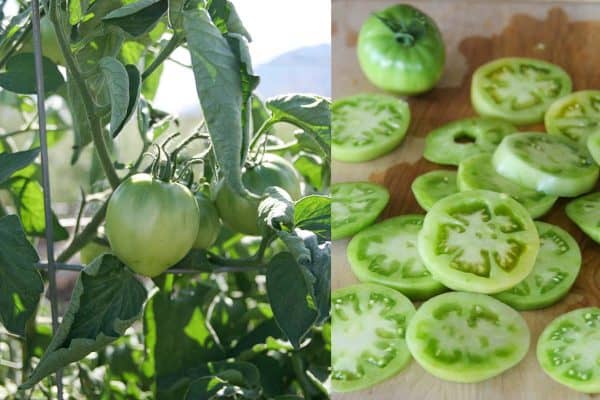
[373,12,425,47]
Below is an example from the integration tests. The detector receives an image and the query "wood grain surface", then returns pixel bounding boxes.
[332,1,600,399]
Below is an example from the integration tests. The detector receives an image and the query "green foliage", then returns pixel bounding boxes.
[0,0,330,398]
[0,53,64,94]
[0,215,43,336]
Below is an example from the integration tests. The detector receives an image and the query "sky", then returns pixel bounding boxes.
[153,0,331,114]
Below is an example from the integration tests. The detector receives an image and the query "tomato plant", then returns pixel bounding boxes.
[0,1,331,399]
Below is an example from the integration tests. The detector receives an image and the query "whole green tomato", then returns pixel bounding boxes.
[215,154,302,236]
[80,241,111,265]
[22,17,65,65]
[357,4,445,95]
[105,174,199,277]
[193,192,221,249]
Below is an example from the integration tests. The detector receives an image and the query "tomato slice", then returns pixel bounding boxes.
[492,132,599,197]
[332,283,416,392]
[418,190,539,294]
[347,215,446,300]
[424,117,516,165]
[537,307,600,393]
[545,90,600,146]
[332,182,389,240]
[406,292,530,383]
[494,221,581,310]
[458,153,557,218]
[411,170,458,211]
[588,130,600,165]
[566,192,600,244]
[471,57,572,125]
[332,94,410,162]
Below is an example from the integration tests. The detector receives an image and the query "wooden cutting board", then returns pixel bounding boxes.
[332,1,600,399]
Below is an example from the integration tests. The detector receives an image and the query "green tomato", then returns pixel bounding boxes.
[80,242,111,265]
[105,174,199,277]
[193,192,221,249]
[22,17,65,65]
[215,154,302,236]
[357,4,445,95]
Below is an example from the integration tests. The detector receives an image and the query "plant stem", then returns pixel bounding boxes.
[249,119,274,151]
[48,0,120,189]
[291,352,313,399]
[56,202,107,262]
[142,34,183,81]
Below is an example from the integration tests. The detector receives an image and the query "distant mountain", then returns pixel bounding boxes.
[255,44,331,98]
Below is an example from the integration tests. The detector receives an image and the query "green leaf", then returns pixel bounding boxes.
[294,154,326,191]
[0,148,39,184]
[207,0,251,41]
[257,187,295,233]
[184,7,244,194]
[98,57,130,137]
[120,64,142,136]
[294,195,330,242]
[69,0,84,25]
[103,0,168,37]
[20,254,147,389]
[4,166,69,241]
[144,282,224,398]
[184,376,227,399]
[0,215,43,336]
[266,252,318,348]
[295,230,331,325]
[225,1,251,41]
[183,360,261,399]
[0,53,65,94]
[266,94,331,160]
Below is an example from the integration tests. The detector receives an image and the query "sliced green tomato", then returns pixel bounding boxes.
[545,90,600,145]
[332,182,389,240]
[588,130,600,165]
[347,215,446,301]
[411,170,458,211]
[424,117,516,165]
[566,192,600,244]
[494,221,581,310]
[332,283,416,392]
[537,307,600,393]
[471,57,572,125]
[406,292,530,383]
[492,132,599,197]
[418,190,539,294]
[332,93,410,162]
[458,153,557,218]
